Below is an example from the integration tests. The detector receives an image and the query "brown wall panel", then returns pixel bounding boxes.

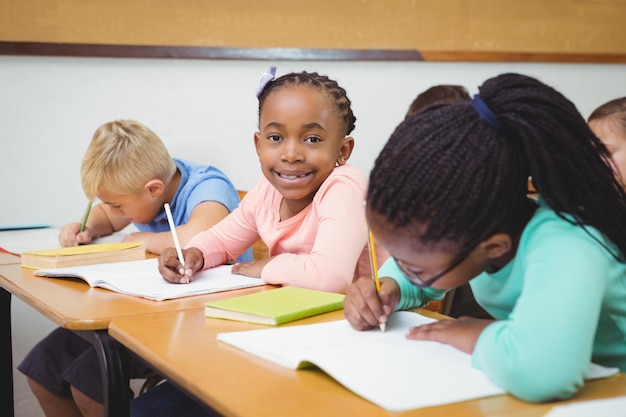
[1,0,625,61]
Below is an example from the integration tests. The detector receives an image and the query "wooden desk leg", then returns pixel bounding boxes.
[1,288,15,417]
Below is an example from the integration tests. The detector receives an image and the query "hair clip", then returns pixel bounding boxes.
[256,66,277,97]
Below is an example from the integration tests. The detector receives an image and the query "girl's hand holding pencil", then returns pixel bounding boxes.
[158,246,205,284]
[367,231,386,331]
[160,203,204,284]
[343,275,400,331]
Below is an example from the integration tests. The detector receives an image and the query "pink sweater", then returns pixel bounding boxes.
[186,164,387,293]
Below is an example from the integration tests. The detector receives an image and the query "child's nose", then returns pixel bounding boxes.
[281,140,304,162]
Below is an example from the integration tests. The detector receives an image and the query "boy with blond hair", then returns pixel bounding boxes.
[59,119,245,255]
[21,119,250,417]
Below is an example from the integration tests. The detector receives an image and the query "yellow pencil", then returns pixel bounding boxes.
[367,230,385,332]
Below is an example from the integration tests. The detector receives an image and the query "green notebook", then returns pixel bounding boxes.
[204,286,345,325]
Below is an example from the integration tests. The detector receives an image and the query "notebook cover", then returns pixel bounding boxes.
[204,286,345,325]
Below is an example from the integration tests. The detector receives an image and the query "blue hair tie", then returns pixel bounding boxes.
[471,94,503,131]
[256,66,276,97]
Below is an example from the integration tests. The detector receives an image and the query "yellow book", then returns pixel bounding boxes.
[21,242,146,269]
[204,286,345,326]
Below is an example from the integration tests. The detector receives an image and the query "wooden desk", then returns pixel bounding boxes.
[0,252,20,265]
[0,263,272,417]
[109,308,626,417]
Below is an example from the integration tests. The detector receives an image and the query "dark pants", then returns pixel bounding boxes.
[18,327,151,403]
[130,380,220,417]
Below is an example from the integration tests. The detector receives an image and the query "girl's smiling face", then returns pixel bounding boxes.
[254,86,354,216]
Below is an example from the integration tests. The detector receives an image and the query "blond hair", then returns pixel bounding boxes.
[81,120,176,199]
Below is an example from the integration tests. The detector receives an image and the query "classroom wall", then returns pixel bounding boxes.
[1,57,626,228]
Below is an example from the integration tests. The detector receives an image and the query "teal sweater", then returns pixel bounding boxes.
[381,201,626,402]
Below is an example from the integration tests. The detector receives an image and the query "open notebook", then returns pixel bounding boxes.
[35,258,265,301]
[217,311,619,412]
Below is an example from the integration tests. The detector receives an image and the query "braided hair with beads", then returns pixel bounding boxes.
[367,72,626,263]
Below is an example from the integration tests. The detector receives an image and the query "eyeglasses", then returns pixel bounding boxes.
[394,248,473,289]
[395,258,449,288]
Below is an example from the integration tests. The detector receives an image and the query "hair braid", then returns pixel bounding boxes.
[257,71,356,135]
[369,73,626,259]
[483,75,626,253]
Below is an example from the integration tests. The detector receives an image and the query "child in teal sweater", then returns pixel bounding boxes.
[344,73,626,403]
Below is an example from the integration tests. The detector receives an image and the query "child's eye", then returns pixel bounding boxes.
[268,135,282,142]
[305,136,322,143]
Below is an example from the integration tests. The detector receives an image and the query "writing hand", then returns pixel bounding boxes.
[59,222,95,247]
[343,276,399,331]
[158,247,204,284]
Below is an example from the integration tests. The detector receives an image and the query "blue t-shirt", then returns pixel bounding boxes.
[385,200,626,402]
[135,158,252,262]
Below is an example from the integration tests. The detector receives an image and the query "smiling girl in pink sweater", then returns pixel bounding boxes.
[158,67,386,294]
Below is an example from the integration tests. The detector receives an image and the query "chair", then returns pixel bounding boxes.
[421,290,456,316]
[138,371,163,395]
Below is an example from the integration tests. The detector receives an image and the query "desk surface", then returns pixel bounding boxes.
[0,263,272,330]
[109,308,626,417]
[0,252,20,265]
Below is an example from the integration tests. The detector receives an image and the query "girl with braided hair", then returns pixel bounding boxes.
[158,67,381,293]
[344,73,626,403]
[139,68,386,416]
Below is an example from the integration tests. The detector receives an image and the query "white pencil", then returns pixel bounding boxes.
[164,203,187,282]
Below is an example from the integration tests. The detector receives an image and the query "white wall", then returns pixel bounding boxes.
[1,56,626,417]
[1,56,625,228]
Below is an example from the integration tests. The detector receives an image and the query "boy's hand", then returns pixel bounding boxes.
[123,232,152,243]
[158,247,204,284]
[58,222,95,246]
[343,276,400,331]
[123,232,155,252]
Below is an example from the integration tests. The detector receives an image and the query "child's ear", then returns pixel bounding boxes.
[144,179,164,197]
[254,132,262,157]
[479,233,512,260]
[336,136,355,166]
